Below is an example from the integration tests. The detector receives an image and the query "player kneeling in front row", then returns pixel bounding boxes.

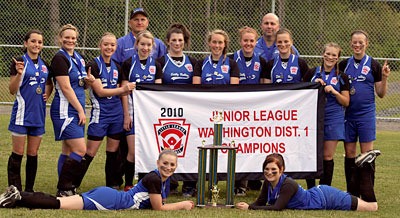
[0,150,194,211]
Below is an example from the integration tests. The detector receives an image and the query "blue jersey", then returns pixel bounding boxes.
[51,49,87,118]
[200,55,231,84]
[343,55,376,121]
[271,54,302,84]
[112,32,167,64]
[254,37,299,61]
[88,56,123,124]
[233,50,262,84]
[9,54,49,127]
[311,67,346,125]
[162,54,193,84]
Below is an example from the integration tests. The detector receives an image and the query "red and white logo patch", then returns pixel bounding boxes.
[185,64,193,72]
[361,66,370,75]
[149,66,156,74]
[330,77,338,85]
[153,119,191,157]
[221,65,229,74]
[80,59,86,67]
[113,69,118,78]
[42,65,48,73]
[254,62,260,71]
[290,66,298,75]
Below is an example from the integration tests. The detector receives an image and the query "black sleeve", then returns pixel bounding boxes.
[371,58,382,82]
[156,56,166,68]
[141,171,162,194]
[115,62,123,84]
[248,178,298,211]
[259,57,268,79]
[9,56,23,76]
[155,61,163,80]
[121,57,132,81]
[298,58,309,80]
[339,59,348,73]
[188,56,198,67]
[229,59,240,78]
[303,67,317,82]
[227,54,234,60]
[87,60,100,79]
[265,59,274,80]
[339,71,350,91]
[193,58,205,77]
[51,53,70,77]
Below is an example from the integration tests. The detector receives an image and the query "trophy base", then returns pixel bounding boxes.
[196,204,235,208]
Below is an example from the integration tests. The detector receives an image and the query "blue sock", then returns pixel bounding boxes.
[69,152,83,163]
[57,154,68,177]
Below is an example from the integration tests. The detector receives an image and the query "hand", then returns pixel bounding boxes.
[13,58,24,75]
[43,93,48,102]
[122,82,136,95]
[315,78,326,86]
[78,110,86,126]
[84,67,96,85]
[123,116,132,131]
[382,60,390,79]
[324,85,337,95]
[236,202,249,210]
[181,200,195,210]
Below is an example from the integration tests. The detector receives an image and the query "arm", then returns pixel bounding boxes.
[149,194,194,210]
[56,76,86,125]
[192,60,203,84]
[121,80,132,131]
[375,60,390,98]
[9,58,24,95]
[229,59,240,84]
[44,78,54,102]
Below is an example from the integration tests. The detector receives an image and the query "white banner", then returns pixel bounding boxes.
[133,84,324,179]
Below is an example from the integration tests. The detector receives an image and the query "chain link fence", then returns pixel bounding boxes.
[1,0,400,118]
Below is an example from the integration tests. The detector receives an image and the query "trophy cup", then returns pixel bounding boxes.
[210,185,220,207]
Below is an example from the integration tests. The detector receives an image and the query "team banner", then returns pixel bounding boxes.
[134,83,325,180]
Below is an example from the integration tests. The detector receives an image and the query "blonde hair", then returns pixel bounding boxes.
[134,30,155,49]
[207,29,230,55]
[57,24,79,47]
[321,42,342,75]
[238,26,259,41]
[276,28,295,54]
[98,32,117,47]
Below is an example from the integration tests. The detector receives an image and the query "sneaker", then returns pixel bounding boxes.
[124,186,133,192]
[0,185,21,208]
[355,150,381,167]
[235,187,247,197]
[182,187,196,198]
[56,189,76,197]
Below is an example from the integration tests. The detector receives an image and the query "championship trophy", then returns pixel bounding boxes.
[197,111,237,208]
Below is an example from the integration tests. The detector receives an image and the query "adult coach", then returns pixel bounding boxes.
[112,7,167,64]
[339,30,390,202]
[254,13,299,62]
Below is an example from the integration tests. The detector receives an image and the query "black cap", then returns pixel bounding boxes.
[130,8,148,19]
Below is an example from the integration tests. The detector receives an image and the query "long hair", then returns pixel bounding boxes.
[23,29,44,53]
[134,30,155,49]
[275,28,294,55]
[207,29,230,56]
[263,153,285,172]
[165,23,191,49]
[320,42,342,75]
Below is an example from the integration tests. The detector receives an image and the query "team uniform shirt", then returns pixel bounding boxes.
[82,170,170,210]
[8,55,49,127]
[50,49,87,140]
[157,54,197,84]
[112,32,167,65]
[229,50,268,84]
[248,175,356,211]
[87,56,123,125]
[193,55,240,84]
[266,54,309,83]
[122,55,162,134]
[339,55,382,121]
[254,37,300,61]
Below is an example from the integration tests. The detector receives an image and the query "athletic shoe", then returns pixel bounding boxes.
[56,189,76,197]
[355,150,381,167]
[0,185,21,208]
[124,186,133,192]
[235,187,247,197]
[182,187,197,198]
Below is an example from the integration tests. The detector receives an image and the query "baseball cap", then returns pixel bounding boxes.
[130,8,148,19]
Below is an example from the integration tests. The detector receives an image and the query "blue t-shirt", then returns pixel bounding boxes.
[254,37,299,61]
[161,54,194,84]
[233,50,262,84]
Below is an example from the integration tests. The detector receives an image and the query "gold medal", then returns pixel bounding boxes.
[36,86,42,94]
[79,79,85,87]
[143,75,147,79]
[350,87,356,95]
[35,72,39,76]
[214,72,218,76]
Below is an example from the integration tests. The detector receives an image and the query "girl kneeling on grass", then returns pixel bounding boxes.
[0,150,194,211]
[235,153,378,211]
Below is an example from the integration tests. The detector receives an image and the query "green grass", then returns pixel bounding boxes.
[0,113,399,217]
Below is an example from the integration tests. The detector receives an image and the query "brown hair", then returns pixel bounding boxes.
[263,153,285,172]
[207,29,230,55]
[275,28,295,54]
[23,29,44,53]
[165,23,191,49]
[158,149,178,160]
[350,30,369,42]
[57,24,79,47]
[321,42,342,75]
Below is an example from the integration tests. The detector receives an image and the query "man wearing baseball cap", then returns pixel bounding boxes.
[112,7,167,64]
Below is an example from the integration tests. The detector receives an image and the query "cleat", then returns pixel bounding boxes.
[0,185,21,208]
[355,150,381,167]
[56,189,76,197]
[182,187,197,198]
[235,187,247,197]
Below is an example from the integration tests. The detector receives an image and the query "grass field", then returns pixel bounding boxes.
[0,114,399,217]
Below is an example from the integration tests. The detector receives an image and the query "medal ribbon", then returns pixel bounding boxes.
[23,53,45,94]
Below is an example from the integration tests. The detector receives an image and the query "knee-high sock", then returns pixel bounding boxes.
[105,151,120,187]
[57,156,81,191]
[306,179,316,189]
[73,154,93,188]
[8,152,23,191]
[57,154,68,177]
[124,161,135,187]
[320,159,334,186]
[345,157,360,197]
[17,191,60,209]
[359,160,377,202]
[25,155,38,192]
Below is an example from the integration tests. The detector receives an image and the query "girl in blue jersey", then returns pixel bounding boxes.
[235,153,378,211]
[193,29,240,84]
[339,30,390,203]
[265,28,309,84]
[0,150,195,211]
[7,30,53,192]
[121,30,162,191]
[304,43,350,186]
[50,24,95,197]
[78,33,136,189]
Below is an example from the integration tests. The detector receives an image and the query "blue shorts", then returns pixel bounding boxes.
[324,123,344,141]
[318,185,352,210]
[8,123,45,136]
[88,122,123,138]
[51,116,84,141]
[345,120,376,143]
[82,186,134,210]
